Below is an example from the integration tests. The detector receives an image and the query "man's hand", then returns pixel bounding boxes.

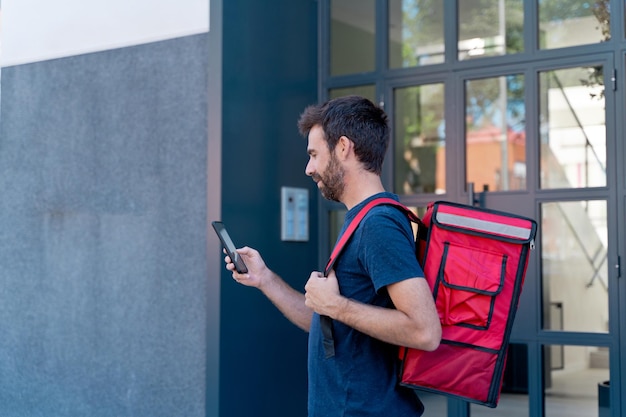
[304,271,442,351]
[224,246,270,289]
[304,269,346,317]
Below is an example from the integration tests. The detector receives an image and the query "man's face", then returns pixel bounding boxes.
[305,125,345,202]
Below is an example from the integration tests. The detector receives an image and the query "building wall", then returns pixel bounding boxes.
[0,0,318,416]
[219,1,318,416]
[0,1,217,416]
[0,0,209,67]
[0,34,211,417]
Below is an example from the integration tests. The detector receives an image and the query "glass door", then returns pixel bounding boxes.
[460,55,618,417]
[383,52,618,416]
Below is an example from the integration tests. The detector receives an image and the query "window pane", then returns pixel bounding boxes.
[329,209,347,247]
[544,345,610,417]
[465,74,526,191]
[329,85,376,102]
[539,0,611,50]
[459,0,524,60]
[330,0,376,76]
[539,66,606,189]
[541,201,608,333]
[389,0,444,68]
[393,84,446,195]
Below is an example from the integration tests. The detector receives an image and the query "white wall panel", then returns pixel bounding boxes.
[0,0,209,67]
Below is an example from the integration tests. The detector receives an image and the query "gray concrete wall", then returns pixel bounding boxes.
[0,34,211,417]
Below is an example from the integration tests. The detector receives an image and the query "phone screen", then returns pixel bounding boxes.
[211,221,248,273]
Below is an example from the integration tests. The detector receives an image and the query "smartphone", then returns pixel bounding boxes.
[211,221,248,273]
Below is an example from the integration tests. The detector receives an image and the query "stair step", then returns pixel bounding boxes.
[589,348,609,369]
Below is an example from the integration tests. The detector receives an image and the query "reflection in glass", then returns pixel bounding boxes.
[388,0,444,68]
[329,85,376,103]
[539,0,610,49]
[541,201,608,333]
[393,84,446,195]
[544,345,609,417]
[458,0,524,60]
[329,209,347,247]
[465,74,526,191]
[539,66,606,189]
[330,0,376,76]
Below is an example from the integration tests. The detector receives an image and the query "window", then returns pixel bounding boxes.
[541,200,608,333]
[458,0,524,60]
[389,0,445,68]
[539,66,606,189]
[393,83,446,195]
[538,0,611,49]
[465,74,526,191]
[330,0,376,76]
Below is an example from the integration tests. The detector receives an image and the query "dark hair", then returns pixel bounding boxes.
[297,95,389,175]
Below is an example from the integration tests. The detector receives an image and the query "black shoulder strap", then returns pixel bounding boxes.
[320,197,421,358]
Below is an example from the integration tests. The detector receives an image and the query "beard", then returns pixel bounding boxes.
[313,153,345,202]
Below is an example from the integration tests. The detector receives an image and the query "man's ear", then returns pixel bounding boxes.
[335,135,353,160]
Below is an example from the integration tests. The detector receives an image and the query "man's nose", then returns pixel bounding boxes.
[305,160,314,177]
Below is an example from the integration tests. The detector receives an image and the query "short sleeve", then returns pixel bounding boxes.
[356,206,424,292]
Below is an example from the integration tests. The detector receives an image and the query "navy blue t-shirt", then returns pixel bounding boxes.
[308,192,425,417]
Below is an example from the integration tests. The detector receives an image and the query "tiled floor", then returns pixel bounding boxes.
[418,368,610,416]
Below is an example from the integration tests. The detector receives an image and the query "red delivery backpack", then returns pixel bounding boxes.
[322,198,537,408]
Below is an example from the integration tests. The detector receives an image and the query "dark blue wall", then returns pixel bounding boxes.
[0,35,210,416]
[220,0,318,416]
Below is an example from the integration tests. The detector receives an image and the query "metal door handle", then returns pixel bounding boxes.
[468,182,488,207]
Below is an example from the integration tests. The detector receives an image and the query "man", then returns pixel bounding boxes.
[223,95,441,416]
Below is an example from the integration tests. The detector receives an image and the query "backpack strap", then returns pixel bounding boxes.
[320,197,422,358]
